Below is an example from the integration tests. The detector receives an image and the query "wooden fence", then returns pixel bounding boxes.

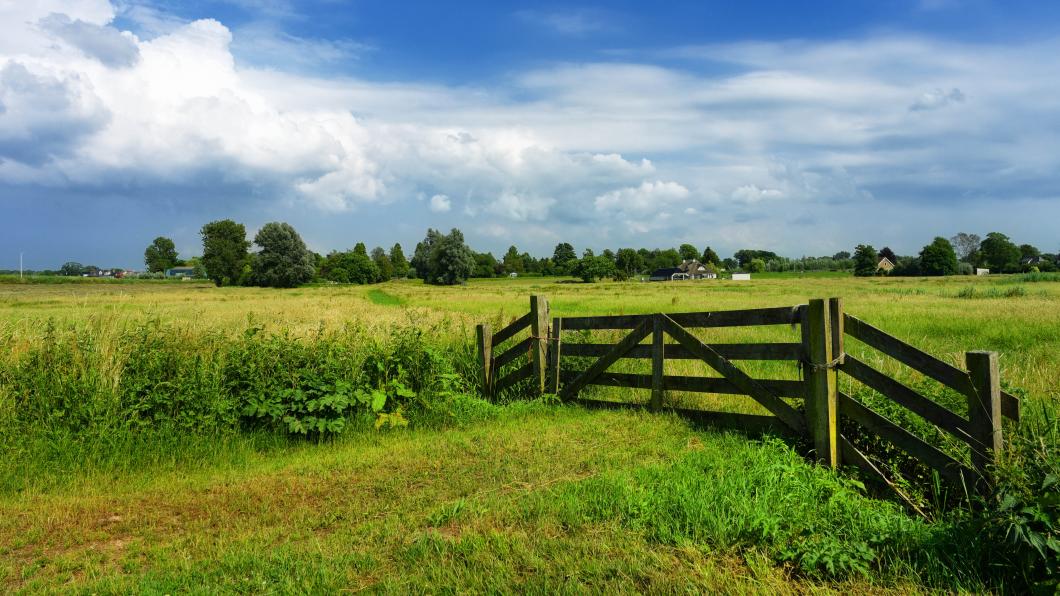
[476,296,1021,493]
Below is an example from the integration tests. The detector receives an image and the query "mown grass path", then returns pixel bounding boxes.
[0,407,936,593]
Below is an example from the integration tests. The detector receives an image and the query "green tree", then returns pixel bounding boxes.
[354,242,368,257]
[615,248,643,280]
[679,243,699,261]
[60,261,83,276]
[950,232,981,262]
[748,258,766,273]
[389,243,410,278]
[473,252,499,278]
[201,219,250,287]
[427,228,475,285]
[853,244,878,277]
[917,237,958,276]
[552,242,577,274]
[701,247,721,267]
[879,246,897,264]
[411,229,442,279]
[250,222,315,288]
[144,236,178,273]
[573,250,616,282]
[1019,244,1040,260]
[832,251,851,261]
[734,249,778,267]
[371,246,393,281]
[979,232,1021,273]
[653,248,682,270]
[502,245,524,274]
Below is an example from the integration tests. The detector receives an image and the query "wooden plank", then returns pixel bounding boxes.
[844,314,977,397]
[493,337,532,372]
[1001,391,1020,422]
[661,315,806,433]
[575,398,797,437]
[492,312,532,345]
[651,315,665,411]
[829,297,845,366]
[548,317,562,394]
[838,435,938,516]
[839,392,972,487]
[558,319,653,401]
[558,370,804,397]
[804,298,839,468]
[967,351,1002,489]
[475,324,492,397]
[841,355,975,444]
[562,342,803,361]
[493,363,533,395]
[560,305,803,330]
[530,296,549,395]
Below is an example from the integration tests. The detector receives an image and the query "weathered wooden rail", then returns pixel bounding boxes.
[476,296,1021,494]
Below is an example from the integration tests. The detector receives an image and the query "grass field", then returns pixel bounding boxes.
[0,274,1057,592]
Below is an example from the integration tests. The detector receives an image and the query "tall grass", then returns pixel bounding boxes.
[0,316,482,493]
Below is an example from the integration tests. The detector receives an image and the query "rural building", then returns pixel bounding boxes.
[731,273,751,281]
[165,266,196,278]
[648,259,718,281]
[876,257,895,273]
[976,268,990,276]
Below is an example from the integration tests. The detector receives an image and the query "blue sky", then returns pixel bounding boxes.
[1,0,1059,269]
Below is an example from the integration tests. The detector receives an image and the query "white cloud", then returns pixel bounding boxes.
[594,180,690,213]
[40,13,140,67]
[429,193,451,212]
[0,2,1058,258]
[731,185,783,203]
[909,87,965,111]
[515,9,616,36]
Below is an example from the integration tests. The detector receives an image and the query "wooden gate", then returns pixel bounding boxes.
[476,295,1021,493]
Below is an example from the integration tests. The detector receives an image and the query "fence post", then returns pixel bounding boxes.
[651,314,665,411]
[804,298,839,469]
[549,316,562,394]
[966,350,1002,491]
[475,324,492,397]
[530,295,549,395]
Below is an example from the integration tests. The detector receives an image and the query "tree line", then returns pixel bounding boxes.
[850,232,1056,277]
[40,223,1053,286]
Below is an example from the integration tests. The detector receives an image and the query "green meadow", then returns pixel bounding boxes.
[0,274,1057,592]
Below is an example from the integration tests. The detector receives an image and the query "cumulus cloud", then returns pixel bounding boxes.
[731,185,783,203]
[594,181,690,213]
[40,13,140,67]
[429,193,451,212]
[0,1,1058,260]
[0,62,110,166]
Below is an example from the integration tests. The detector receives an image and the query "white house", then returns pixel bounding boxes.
[731,273,751,281]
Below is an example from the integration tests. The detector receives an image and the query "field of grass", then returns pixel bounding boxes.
[1,274,1057,592]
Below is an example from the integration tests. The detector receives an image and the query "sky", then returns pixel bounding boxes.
[1,0,1059,269]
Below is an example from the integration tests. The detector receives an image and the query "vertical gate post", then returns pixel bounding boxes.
[475,324,492,397]
[530,295,549,395]
[805,298,840,469]
[966,350,1002,491]
[548,316,562,394]
[651,314,665,411]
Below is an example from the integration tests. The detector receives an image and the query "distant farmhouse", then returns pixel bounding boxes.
[649,259,718,281]
[876,257,895,273]
[165,266,196,278]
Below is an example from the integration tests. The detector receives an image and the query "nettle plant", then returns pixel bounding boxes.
[236,324,465,436]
